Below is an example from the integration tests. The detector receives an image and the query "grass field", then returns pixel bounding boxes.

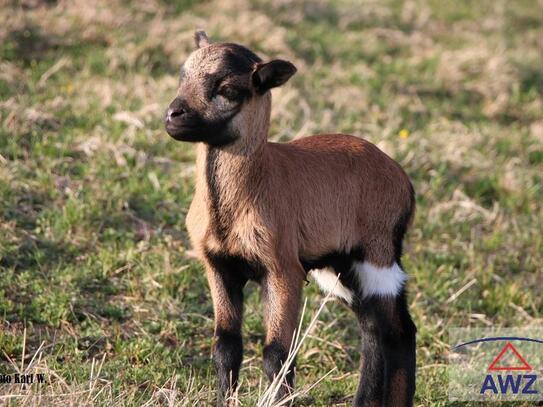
[1,0,543,405]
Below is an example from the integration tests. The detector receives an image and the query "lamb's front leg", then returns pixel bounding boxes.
[205,252,248,406]
[261,262,304,402]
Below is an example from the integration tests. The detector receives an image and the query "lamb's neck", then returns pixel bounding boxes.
[210,144,264,187]
[193,139,266,244]
[196,140,267,212]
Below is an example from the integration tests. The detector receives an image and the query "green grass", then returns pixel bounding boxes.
[1,0,542,405]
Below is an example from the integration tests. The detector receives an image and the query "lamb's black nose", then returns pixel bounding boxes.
[166,98,186,122]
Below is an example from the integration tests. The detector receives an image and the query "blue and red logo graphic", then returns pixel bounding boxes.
[453,336,543,397]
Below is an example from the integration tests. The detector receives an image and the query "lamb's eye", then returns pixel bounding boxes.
[217,85,240,101]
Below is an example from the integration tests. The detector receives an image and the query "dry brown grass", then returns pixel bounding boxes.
[1,0,542,405]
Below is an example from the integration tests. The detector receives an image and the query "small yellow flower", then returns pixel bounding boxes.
[65,83,74,94]
[399,128,410,139]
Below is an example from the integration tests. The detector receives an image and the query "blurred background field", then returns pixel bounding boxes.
[1,0,542,405]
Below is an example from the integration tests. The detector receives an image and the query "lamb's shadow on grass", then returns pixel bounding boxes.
[518,64,543,94]
[92,190,187,244]
[0,187,148,327]
[0,186,83,271]
[0,234,81,271]
[71,270,127,323]
[2,24,59,63]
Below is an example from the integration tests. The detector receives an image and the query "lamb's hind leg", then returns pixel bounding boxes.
[379,285,416,406]
[352,258,416,407]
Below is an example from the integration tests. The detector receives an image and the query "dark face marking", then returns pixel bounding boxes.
[216,81,252,104]
[217,43,262,75]
[165,98,240,146]
[165,43,262,146]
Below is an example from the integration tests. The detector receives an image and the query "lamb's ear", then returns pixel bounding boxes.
[251,59,297,94]
[194,30,211,49]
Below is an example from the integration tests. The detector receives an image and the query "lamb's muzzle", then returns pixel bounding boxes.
[166,30,417,407]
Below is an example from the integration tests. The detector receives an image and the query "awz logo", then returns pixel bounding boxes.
[480,342,538,395]
[449,329,543,401]
[451,334,543,400]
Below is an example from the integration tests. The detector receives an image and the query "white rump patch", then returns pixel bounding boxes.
[356,261,407,298]
[310,268,353,304]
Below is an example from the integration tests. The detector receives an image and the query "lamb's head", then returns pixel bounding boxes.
[165,31,296,147]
